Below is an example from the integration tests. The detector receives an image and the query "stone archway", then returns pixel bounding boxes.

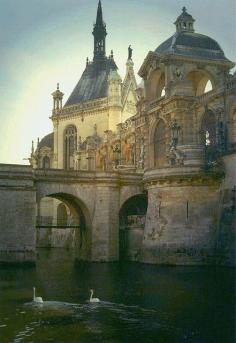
[36,192,92,261]
[119,194,148,261]
[187,69,215,96]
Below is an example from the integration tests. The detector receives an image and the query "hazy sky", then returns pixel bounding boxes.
[0,0,235,164]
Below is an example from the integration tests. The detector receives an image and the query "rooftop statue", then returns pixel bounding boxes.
[128,45,133,60]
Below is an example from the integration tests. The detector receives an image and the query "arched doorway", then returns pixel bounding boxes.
[36,193,91,260]
[119,194,148,261]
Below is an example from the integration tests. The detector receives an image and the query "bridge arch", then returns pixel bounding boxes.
[119,193,147,261]
[37,191,92,260]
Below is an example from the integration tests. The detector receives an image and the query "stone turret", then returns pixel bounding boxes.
[52,83,64,113]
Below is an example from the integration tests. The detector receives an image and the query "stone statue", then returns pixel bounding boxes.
[128,45,133,60]
[170,119,181,148]
[123,140,132,163]
[94,124,97,136]
[168,146,184,166]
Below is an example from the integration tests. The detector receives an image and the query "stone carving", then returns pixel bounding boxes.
[174,67,184,80]
[170,119,181,148]
[167,146,184,166]
[96,147,107,170]
[123,140,132,164]
[112,143,121,167]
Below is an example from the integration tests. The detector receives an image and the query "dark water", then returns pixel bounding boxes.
[0,249,235,343]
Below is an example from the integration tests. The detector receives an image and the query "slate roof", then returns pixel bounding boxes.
[38,132,54,149]
[65,58,118,107]
[155,31,228,61]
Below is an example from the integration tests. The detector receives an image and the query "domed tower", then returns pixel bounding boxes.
[137,8,235,264]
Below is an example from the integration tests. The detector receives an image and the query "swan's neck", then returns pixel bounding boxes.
[90,290,93,300]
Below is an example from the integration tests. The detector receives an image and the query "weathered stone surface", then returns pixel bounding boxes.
[0,165,36,263]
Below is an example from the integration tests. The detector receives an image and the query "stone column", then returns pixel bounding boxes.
[91,182,120,261]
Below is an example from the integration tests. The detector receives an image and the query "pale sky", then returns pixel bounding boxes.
[0,0,235,164]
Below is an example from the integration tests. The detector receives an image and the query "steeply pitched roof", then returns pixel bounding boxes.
[64,58,117,107]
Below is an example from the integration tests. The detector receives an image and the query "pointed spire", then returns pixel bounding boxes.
[96,0,103,25]
[93,0,107,61]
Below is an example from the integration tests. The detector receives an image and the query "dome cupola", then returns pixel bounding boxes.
[174,7,195,33]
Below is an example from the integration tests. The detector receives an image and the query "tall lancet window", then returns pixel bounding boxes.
[154,119,166,167]
[64,125,77,170]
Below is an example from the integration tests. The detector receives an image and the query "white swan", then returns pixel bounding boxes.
[89,289,100,303]
[33,287,43,304]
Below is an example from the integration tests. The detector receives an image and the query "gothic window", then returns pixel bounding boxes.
[64,125,77,170]
[42,156,50,169]
[154,119,166,167]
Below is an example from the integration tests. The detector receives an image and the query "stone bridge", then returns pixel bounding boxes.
[0,164,143,263]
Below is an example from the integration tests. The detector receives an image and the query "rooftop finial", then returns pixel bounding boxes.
[182,6,186,13]
[57,83,59,90]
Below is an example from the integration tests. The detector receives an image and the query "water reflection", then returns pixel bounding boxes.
[0,249,235,343]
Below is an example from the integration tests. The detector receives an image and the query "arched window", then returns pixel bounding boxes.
[187,71,214,96]
[64,125,77,170]
[147,70,165,101]
[154,120,166,167]
[57,203,68,227]
[42,156,50,169]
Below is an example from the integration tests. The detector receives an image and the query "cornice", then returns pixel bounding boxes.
[144,166,223,188]
[51,97,109,121]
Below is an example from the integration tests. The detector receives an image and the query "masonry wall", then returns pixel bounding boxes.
[0,165,36,263]
[141,181,220,265]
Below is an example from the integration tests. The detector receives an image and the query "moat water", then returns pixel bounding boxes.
[0,249,235,343]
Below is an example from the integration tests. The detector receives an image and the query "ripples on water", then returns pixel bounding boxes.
[0,249,235,343]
